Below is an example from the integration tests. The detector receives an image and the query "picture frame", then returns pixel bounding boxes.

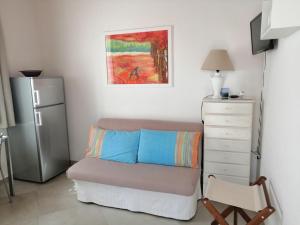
[104,26,173,87]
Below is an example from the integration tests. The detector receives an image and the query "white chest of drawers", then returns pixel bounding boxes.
[202,97,255,191]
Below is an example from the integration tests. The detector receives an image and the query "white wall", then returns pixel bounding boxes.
[33,0,263,161]
[261,31,300,225]
[0,0,43,75]
[0,0,43,179]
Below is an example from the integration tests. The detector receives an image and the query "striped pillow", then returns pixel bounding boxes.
[85,126,140,164]
[85,126,106,157]
[175,131,201,168]
[138,129,201,168]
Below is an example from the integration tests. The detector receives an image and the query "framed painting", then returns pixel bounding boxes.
[105,26,172,86]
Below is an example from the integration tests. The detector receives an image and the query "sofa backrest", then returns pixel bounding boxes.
[96,118,203,132]
[96,118,203,167]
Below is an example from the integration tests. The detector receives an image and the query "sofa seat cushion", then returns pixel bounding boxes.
[67,158,200,196]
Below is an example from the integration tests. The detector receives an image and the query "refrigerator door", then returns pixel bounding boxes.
[34,104,70,182]
[31,77,65,108]
[8,78,42,182]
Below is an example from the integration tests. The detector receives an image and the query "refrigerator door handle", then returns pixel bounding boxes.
[33,90,40,107]
[34,111,43,126]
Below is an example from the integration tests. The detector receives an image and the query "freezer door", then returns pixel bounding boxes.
[31,77,65,108]
[34,104,70,182]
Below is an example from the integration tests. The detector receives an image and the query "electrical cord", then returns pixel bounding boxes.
[253,51,267,159]
[201,94,212,124]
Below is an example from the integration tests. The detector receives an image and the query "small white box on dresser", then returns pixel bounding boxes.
[202,96,255,192]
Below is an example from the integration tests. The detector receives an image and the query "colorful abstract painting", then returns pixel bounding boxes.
[105,26,172,85]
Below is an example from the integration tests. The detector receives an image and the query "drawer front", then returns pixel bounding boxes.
[204,162,250,177]
[204,126,251,140]
[204,114,252,127]
[203,102,252,115]
[204,138,251,153]
[204,151,250,165]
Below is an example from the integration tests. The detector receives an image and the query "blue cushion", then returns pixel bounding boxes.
[100,130,140,164]
[138,129,177,166]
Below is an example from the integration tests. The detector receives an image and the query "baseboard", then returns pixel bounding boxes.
[265,181,283,225]
[70,160,78,165]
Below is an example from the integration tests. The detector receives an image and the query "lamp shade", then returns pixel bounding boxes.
[201,49,234,71]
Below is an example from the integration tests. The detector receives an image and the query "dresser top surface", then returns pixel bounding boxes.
[203,96,255,103]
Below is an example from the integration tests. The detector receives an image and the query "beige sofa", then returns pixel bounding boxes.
[67,118,203,220]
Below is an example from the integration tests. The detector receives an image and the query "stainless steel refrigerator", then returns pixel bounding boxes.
[8,77,70,182]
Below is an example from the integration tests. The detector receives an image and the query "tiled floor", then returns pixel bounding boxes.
[0,174,251,225]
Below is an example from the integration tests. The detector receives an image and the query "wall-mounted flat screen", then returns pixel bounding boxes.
[250,13,275,55]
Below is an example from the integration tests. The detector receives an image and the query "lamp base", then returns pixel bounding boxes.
[211,71,224,98]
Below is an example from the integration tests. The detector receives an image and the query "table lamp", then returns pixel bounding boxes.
[201,49,234,98]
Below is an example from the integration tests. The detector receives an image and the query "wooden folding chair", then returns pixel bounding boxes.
[202,175,275,225]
